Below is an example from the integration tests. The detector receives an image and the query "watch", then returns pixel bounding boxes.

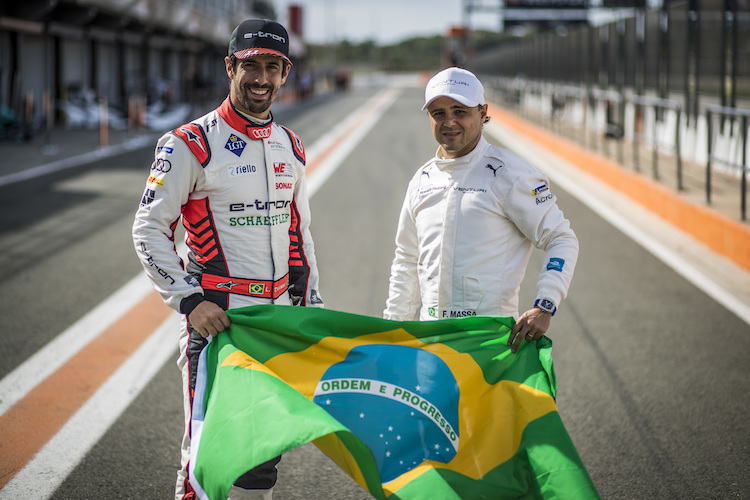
[534,298,557,316]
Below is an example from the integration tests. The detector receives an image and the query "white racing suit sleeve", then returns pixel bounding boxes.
[503,172,579,309]
[132,132,204,313]
[384,182,421,321]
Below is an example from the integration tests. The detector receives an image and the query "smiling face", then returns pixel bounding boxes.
[225,54,289,119]
[426,96,487,159]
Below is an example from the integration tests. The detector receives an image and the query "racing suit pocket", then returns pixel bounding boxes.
[462,276,484,310]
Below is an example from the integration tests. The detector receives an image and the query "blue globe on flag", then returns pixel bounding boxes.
[313,344,460,482]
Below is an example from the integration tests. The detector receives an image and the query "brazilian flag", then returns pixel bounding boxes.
[189,305,599,500]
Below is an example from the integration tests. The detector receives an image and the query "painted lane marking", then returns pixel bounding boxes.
[0,274,154,417]
[0,135,159,187]
[306,87,403,195]
[0,86,403,497]
[0,291,172,490]
[0,314,179,500]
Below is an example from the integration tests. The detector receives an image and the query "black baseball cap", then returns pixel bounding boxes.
[228,19,292,65]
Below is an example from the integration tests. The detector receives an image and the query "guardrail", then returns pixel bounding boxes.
[706,105,749,221]
[589,88,625,164]
[629,94,683,189]
[485,76,749,222]
[545,84,587,144]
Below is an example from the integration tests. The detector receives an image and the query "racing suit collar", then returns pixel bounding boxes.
[433,136,490,170]
[218,97,274,141]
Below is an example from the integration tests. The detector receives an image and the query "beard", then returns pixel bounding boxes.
[233,79,276,116]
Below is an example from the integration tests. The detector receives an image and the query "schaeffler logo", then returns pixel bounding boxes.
[244,31,286,43]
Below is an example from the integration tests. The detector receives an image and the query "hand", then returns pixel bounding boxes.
[508,307,552,354]
[188,301,231,338]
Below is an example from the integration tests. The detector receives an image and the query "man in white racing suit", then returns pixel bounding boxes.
[132,19,322,500]
[384,67,578,354]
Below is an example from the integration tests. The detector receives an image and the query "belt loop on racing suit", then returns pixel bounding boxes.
[200,273,289,299]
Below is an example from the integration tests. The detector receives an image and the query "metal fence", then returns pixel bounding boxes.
[484,76,749,220]
[470,0,750,118]
[707,105,749,219]
[471,0,750,221]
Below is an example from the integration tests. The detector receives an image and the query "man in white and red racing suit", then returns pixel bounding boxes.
[132,19,322,500]
[384,67,578,354]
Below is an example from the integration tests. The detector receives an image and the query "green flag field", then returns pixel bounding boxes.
[188,305,599,500]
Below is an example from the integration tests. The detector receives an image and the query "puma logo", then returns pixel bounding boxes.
[485,163,500,177]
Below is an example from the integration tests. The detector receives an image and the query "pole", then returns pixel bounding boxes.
[43,89,51,146]
[741,115,747,221]
[99,97,108,147]
[706,109,712,205]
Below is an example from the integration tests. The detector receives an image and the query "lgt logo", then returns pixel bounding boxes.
[224,134,247,157]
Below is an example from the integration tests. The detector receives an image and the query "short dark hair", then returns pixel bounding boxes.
[479,105,491,124]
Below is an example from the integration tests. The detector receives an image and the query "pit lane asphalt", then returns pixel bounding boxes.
[1,77,749,499]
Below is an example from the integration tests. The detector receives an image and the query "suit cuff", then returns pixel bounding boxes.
[179,293,205,316]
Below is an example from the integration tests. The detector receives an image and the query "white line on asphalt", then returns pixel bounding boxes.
[0,87,403,418]
[0,273,154,417]
[0,135,159,187]
[0,314,180,500]
[307,86,403,196]
[0,85,403,498]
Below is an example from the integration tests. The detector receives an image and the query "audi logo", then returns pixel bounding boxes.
[251,128,272,139]
[151,158,172,173]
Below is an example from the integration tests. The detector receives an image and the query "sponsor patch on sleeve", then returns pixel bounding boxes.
[546,257,565,272]
[184,275,200,287]
[140,187,156,207]
[147,175,164,186]
[174,123,211,166]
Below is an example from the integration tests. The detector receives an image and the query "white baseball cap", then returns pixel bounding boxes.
[422,67,485,111]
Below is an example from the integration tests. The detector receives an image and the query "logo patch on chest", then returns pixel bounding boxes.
[224,134,247,157]
[228,164,258,177]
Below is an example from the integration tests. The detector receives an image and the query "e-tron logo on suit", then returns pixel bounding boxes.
[151,159,172,173]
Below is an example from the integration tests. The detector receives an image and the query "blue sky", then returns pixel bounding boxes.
[276,0,501,45]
